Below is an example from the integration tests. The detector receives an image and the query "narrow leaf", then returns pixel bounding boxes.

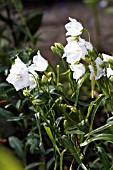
[47,157,55,170]
[60,149,66,170]
[96,146,111,169]
[81,134,113,147]
[86,94,105,119]
[44,125,60,154]
[75,72,89,107]
[62,135,87,170]
[16,99,21,110]
[8,136,25,163]
[24,162,44,170]
[89,94,106,131]
[0,108,14,118]
[85,120,113,137]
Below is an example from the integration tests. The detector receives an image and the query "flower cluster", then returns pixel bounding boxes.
[6,51,48,91]
[6,17,113,92]
[63,17,113,81]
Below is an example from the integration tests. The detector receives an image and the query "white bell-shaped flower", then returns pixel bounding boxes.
[70,63,85,80]
[65,17,83,37]
[29,51,48,73]
[6,57,30,91]
[63,39,87,64]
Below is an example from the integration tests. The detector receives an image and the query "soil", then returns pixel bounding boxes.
[24,1,113,65]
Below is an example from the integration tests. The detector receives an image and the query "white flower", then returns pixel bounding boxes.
[65,17,83,37]
[102,53,113,62]
[63,40,87,64]
[77,39,88,56]
[29,72,39,89]
[106,68,113,79]
[29,51,48,73]
[6,57,30,91]
[78,37,93,51]
[89,57,105,80]
[63,36,93,64]
[70,63,85,80]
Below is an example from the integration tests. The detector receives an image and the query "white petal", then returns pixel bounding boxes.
[102,53,113,62]
[89,57,105,80]
[70,63,85,80]
[65,17,83,37]
[31,51,48,72]
[79,37,93,51]
[107,68,113,78]
[63,40,84,64]
[29,73,38,89]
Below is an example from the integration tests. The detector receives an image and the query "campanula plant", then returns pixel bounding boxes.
[4,17,113,170]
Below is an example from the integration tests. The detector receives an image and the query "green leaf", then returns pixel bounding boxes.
[24,162,44,170]
[7,115,25,121]
[44,125,60,154]
[55,116,64,127]
[16,99,21,110]
[75,72,89,107]
[47,157,55,170]
[85,120,113,137]
[8,136,26,163]
[96,146,111,169]
[62,135,88,170]
[60,149,66,170]
[78,71,90,88]
[0,108,14,119]
[66,129,85,135]
[81,134,113,147]
[39,142,45,154]
[60,69,70,75]
[0,83,10,87]
[86,94,106,131]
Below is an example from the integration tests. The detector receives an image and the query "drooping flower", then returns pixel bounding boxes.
[29,51,48,73]
[65,17,83,37]
[89,57,105,80]
[63,40,87,64]
[70,63,85,80]
[6,57,30,91]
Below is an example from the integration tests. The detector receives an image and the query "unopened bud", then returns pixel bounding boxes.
[32,99,43,105]
[47,72,52,78]
[41,75,48,84]
[54,43,64,51]
[51,44,63,56]
[23,89,31,96]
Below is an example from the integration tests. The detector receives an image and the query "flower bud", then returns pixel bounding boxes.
[23,89,31,96]
[32,99,43,105]
[54,43,64,52]
[51,46,57,54]
[51,43,64,57]
[34,112,40,119]
[41,75,48,84]
[47,72,52,78]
